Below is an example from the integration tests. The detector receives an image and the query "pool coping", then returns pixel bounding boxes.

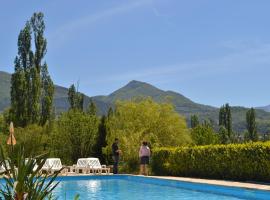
[135,175,270,192]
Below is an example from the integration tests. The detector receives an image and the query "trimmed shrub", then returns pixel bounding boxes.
[151,142,270,182]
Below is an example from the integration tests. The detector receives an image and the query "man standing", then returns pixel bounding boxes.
[112,138,121,174]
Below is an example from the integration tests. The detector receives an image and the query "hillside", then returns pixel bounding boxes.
[1,71,270,133]
[257,105,270,112]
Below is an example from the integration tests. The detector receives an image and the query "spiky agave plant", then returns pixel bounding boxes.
[0,145,61,200]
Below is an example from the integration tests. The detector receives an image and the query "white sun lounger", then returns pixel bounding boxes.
[42,158,66,174]
[74,158,110,174]
[25,158,38,171]
[0,160,13,174]
[74,158,92,174]
[88,158,110,175]
[0,162,7,173]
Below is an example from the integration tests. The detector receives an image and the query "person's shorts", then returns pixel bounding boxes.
[140,156,150,165]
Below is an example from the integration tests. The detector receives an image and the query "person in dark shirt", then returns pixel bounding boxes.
[112,138,121,174]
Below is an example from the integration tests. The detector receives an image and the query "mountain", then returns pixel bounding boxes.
[93,80,216,117]
[1,71,270,133]
[256,105,270,112]
[93,80,270,133]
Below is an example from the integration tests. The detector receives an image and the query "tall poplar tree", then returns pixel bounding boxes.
[68,84,84,111]
[10,12,54,127]
[68,84,76,110]
[246,108,258,141]
[87,99,97,116]
[93,115,107,163]
[107,107,113,119]
[190,115,199,128]
[10,56,27,126]
[218,103,232,140]
[225,103,232,137]
[40,63,54,125]
[31,12,48,123]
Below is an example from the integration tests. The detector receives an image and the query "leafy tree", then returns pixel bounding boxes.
[191,123,218,145]
[68,84,76,109]
[190,115,199,128]
[105,98,191,171]
[30,12,49,124]
[107,107,114,119]
[219,103,232,139]
[246,108,258,141]
[68,84,84,111]
[10,24,31,126]
[218,126,230,144]
[14,125,47,156]
[77,93,84,111]
[93,115,107,163]
[40,63,54,125]
[0,114,5,134]
[87,99,97,116]
[51,110,99,164]
[10,12,53,127]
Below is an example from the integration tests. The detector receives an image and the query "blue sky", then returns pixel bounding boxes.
[0,0,269,107]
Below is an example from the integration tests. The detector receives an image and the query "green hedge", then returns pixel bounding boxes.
[151,142,270,182]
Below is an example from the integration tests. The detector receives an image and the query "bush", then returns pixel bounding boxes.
[151,142,270,182]
[105,99,191,173]
[51,110,99,164]
[191,124,219,145]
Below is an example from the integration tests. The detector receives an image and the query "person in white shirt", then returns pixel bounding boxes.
[139,141,151,175]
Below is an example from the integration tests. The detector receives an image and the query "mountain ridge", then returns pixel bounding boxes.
[257,105,270,112]
[1,71,270,133]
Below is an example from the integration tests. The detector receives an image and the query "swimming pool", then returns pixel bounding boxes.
[53,175,270,200]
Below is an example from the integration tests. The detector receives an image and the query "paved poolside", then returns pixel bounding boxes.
[147,176,270,191]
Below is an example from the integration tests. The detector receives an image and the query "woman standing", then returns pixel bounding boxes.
[139,141,151,175]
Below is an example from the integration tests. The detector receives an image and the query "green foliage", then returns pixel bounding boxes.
[68,84,76,110]
[218,126,230,144]
[246,108,258,141]
[0,114,4,133]
[40,63,54,126]
[14,125,48,156]
[105,98,191,172]
[68,84,84,111]
[107,107,113,118]
[93,115,107,164]
[10,12,54,127]
[0,145,60,200]
[51,110,99,164]
[191,124,219,145]
[151,142,270,182]
[87,99,97,116]
[190,115,199,128]
[219,103,232,138]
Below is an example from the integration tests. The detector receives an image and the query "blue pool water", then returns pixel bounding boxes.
[53,176,270,200]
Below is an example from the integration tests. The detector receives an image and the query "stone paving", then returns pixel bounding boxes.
[148,176,270,191]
